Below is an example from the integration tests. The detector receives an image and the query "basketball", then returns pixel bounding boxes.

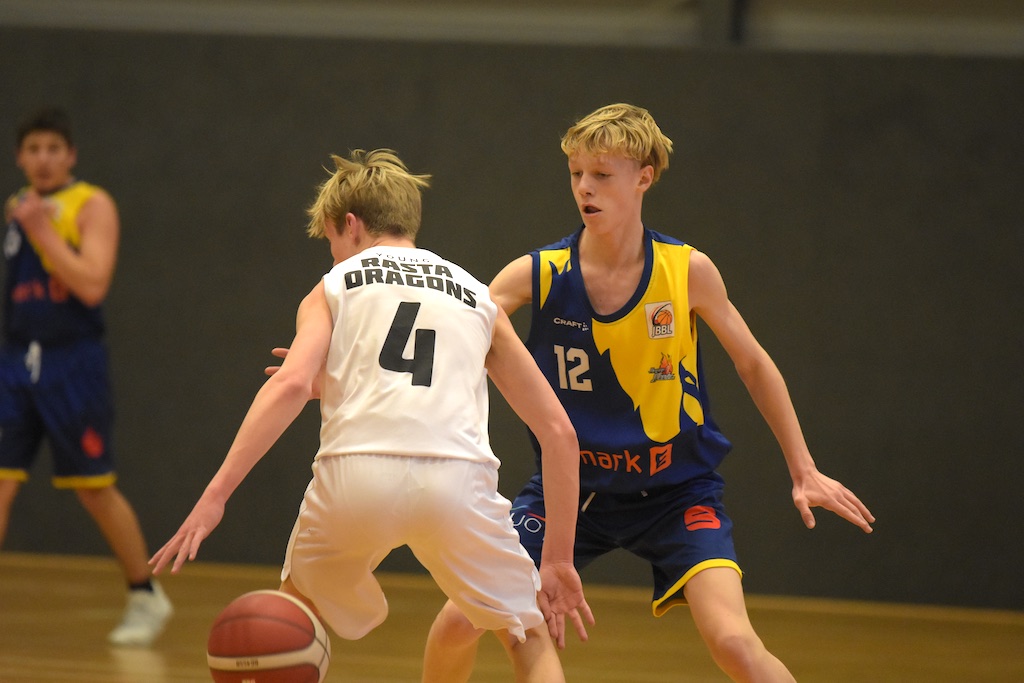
[207,590,331,683]
[652,307,673,326]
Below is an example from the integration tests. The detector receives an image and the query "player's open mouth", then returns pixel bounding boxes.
[583,204,600,214]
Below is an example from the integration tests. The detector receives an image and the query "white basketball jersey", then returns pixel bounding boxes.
[316,246,500,466]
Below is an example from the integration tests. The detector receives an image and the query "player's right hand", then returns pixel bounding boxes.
[538,561,594,648]
[148,498,226,575]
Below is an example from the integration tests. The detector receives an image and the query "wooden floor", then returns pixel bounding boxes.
[1,553,1022,682]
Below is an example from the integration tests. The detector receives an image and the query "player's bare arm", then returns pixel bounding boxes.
[689,249,875,533]
[12,189,119,306]
[488,254,532,315]
[485,307,593,644]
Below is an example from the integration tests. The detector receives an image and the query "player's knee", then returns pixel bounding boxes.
[432,600,485,645]
[73,484,116,510]
[705,629,765,676]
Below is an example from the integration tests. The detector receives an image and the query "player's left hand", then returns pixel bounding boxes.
[538,561,594,648]
[792,469,875,533]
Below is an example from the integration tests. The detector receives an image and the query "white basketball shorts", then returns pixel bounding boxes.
[281,453,544,641]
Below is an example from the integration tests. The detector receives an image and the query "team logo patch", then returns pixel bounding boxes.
[650,444,673,476]
[645,302,675,338]
[649,353,675,383]
[81,427,105,458]
[684,505,721,531]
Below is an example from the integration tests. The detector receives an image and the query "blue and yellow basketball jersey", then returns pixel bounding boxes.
[3,181,106,346]
[527,228,731,494]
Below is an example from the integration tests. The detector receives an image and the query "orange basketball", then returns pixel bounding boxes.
[653,308,673,326]
[207,590,331,683]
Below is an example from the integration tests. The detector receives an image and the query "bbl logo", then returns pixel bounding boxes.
[645,302,675,339]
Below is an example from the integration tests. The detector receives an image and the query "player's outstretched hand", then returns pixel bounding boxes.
[538,561,594,649]
[148,497,226,575]
[792,468,875,533]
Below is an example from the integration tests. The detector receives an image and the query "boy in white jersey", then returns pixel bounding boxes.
[149,149,591,681]
[422,104,875,682]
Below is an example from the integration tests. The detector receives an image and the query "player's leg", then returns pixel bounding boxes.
[75,484,152,582]
[43,341,172,644]
[498,623,566,683]
[412,463,558,682]
[73,483,174,645]
[619,480,792,682]
[422,599,486,683]
[283,456,413,641]
[0,353,40,547]
[279,575,326,621]
[684,567,795,683]
[423,474,549,683]
[37,338,148,578]
[0,478,22,545]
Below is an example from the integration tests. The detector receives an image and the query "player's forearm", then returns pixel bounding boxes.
[28,228,114,306]
[738,356,816,478]
[48,261,112,306]
[538,437,580,564]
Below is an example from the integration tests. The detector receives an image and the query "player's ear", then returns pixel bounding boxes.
[638,164,654,192]
[343,212,361,234]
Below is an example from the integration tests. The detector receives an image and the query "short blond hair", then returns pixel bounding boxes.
[560,103,674,183]
[306,149,431,239]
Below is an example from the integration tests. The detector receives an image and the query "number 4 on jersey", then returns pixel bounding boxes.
[379,302,436,386]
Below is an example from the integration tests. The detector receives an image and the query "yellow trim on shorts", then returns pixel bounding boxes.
[0,468,30,482]
[651,559,743,617]
[52,473,117,489]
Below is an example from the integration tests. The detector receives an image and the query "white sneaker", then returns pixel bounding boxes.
[107,581,174,646]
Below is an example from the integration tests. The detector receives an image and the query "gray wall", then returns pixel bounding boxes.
[1,26,1021,611]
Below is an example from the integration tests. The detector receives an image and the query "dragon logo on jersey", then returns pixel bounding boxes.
[649,353,675,383]
[645,302,674,339]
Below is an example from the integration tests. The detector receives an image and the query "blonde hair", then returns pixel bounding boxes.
[306,149,432,239]
[560,103,674,183]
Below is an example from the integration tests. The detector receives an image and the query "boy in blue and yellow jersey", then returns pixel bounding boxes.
[423,103,875,683]
[1,107,172,645]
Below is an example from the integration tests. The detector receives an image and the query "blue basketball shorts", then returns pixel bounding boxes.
[0,338,117,488]
[511,472,741,616]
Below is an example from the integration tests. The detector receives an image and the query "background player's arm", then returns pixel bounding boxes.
[688,248,874,533]
[11,189,119,306]
[150,282,333,574]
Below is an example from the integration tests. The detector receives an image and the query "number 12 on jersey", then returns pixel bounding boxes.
[553,344,592,392]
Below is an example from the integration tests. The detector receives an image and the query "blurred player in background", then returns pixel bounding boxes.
[0,106,173,646]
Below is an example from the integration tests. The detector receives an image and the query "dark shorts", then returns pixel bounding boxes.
[0,339,116,488]
[511,472,741,615]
